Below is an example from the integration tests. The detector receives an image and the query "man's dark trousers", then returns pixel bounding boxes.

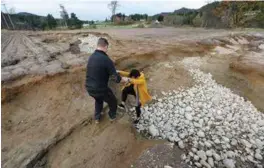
[89,88,117,120]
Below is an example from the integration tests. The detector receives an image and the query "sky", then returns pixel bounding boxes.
[1,0,207,21]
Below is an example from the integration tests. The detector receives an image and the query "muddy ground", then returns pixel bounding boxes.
[1,28,264,168]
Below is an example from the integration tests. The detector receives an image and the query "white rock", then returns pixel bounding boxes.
[181,154,187,160]
[168,136,174,142]
[255,139,263,149]
[199,119,204,125]
[158,103,163,108]
[189,128,194,135]
[257,165,263,168]
[197,131,205,137]
[174,137,181,142]
[241,139,252,148]
[206,150,213,157]
[185,113,193,120]
[178,140,185,149]
[213,153,221,161]
[247,155,256,163]
[186,106,192,112]
[194,155,199,161]
[208,157,214,167]
[231,139,237,146]
[257,120,264,126]
[259,44,264,50]
[189,152,194,157]
[179,133,186,139]
[197,150,207,161]
[223,159,235,168]
[192,148,197,153]
[149,125,159,136]
[226,151,235,158]
[200,160,211,168]
[194,122,201,128]
[214,139,220,144]
[205,141,212,148]
[222,136,230,143]
[164,166,173,168]
[194,162,202,167]
[168,104,174,109]
[255,152,263,160]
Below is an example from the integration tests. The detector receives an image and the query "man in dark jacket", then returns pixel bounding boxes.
[85,38,126,123]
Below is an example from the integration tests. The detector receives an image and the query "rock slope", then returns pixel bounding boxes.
[137,69,264,168]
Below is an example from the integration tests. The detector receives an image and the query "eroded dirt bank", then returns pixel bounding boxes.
[2,28,264,168]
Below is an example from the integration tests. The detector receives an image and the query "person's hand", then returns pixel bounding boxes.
[121,77,130,83]
[121,77,128,83]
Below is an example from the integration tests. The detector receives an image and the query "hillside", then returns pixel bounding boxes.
[1,12,86,30]
[2,12,56,30]
[159,1,264,28]
[173,7,197,14]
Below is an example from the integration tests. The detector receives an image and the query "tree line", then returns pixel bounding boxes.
[107,1,264,28]
[162,1,264,28]
[2,1,263,30]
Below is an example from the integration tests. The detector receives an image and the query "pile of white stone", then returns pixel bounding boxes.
[137,69,264,168]
[79,34,101,53]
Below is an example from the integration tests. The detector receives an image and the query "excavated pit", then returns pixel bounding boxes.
[2,29,264,168]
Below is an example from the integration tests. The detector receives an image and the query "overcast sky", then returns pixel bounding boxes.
[2,0,207,21]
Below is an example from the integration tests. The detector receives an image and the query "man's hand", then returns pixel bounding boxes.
[121,77,130,83]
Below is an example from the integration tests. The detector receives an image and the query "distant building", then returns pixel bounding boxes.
[114,15,121,23]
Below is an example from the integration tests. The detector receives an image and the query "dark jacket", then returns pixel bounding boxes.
[85,50,121,96]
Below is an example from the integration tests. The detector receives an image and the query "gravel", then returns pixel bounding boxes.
[136,68,264,167]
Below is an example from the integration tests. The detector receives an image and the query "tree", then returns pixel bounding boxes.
[9,7,16,14]
[46,14,57,29]
[115,13,126,21]
[59,4,69,27]
[129,14,147,21]
[68,12,83,29]
[108,1,119,22]
[157,15,164,22]
[143,14,148,21]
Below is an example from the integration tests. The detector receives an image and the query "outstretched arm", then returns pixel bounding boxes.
[117,70,129,77]
[107,59,122,83]
[129,78,144,85]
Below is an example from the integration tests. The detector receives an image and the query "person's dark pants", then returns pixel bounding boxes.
[89,88,117,120]
[122,84,141,118]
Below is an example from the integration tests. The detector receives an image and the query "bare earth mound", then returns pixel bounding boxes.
[2,28,264,168]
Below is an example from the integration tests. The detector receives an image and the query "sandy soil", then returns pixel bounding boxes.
[1,28,264,168]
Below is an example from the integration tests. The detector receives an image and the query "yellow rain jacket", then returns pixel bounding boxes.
[118,70,152,106]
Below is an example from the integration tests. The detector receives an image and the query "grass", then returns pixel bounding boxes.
[244,28,264,32]
[82,21,149,29]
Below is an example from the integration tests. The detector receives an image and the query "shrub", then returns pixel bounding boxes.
[88,24,97,29]
[114,21,134,25]
[136,23,145,28]
[148,23,163,28]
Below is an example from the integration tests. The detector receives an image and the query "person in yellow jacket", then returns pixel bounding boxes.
[117,69,152,124]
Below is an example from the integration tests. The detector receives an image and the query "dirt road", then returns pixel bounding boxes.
[2,28,264,168]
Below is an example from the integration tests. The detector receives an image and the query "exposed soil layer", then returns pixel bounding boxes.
[2,28,264,168]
